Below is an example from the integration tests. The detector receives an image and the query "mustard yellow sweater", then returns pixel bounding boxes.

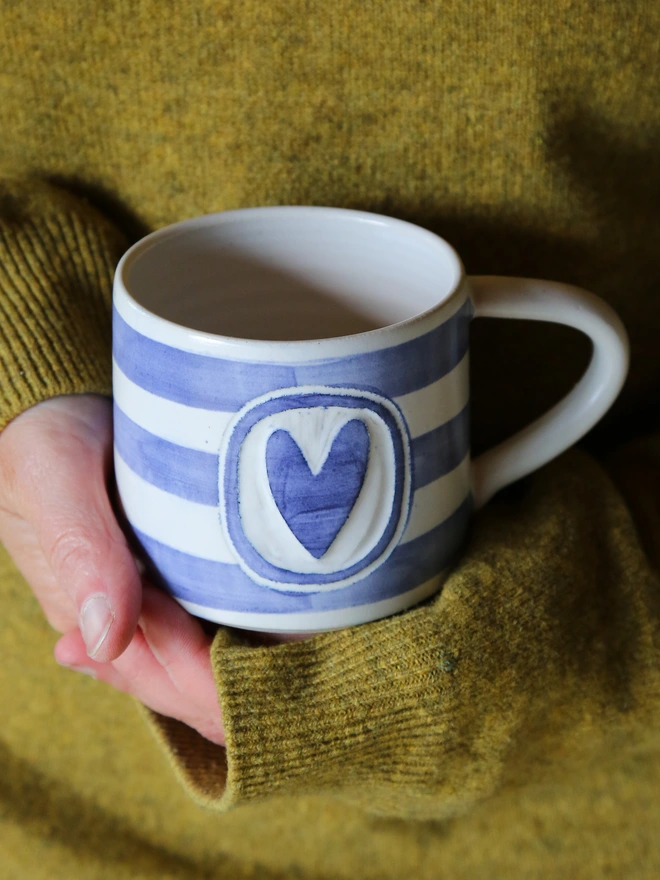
[1,2,659,877]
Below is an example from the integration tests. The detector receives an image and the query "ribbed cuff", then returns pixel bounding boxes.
[211,618,458,816]
[138,704,230,808]
[0,179,127,430]
[143,612,460,817]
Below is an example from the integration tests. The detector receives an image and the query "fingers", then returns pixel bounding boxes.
[8,397,142,661]
[55,583,224,746]
[39,485,142,661]
[1,395,222,742]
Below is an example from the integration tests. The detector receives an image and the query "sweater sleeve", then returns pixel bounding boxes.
[0,178,128,429]
[144,444,660,819]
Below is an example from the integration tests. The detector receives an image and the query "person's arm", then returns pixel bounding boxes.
[144,440,660,817]
[0,178,125,427]
[0,179,228,741]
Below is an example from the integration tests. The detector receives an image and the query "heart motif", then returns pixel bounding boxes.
[265,419,370,559]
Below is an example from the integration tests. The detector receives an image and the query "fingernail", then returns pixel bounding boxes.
[80,594,114,658]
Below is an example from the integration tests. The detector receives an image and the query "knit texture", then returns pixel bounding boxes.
[0,180,127,429]
[0,1,659,877]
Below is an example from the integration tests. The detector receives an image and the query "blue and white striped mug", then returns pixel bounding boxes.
[112,207,628,632]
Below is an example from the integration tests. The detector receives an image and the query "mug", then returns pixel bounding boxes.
[112,207,628,632]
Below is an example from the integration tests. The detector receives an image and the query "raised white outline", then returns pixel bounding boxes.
[218,386,412,592]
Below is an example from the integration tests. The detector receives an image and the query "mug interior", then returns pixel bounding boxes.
[122,209,462,342]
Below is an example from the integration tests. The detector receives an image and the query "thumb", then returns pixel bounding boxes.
[25,399,142,662]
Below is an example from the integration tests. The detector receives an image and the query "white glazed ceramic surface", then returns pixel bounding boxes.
[112,208,629,631]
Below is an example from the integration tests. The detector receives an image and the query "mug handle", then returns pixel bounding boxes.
[469,276,630,509]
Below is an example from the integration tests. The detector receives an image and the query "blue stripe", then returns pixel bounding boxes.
[114,404,219,505]
[412,404,469,489]
[112,299,472,411]
[114,402,470,504]
[132,496,471,613]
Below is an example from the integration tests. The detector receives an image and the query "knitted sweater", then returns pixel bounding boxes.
[1,2,659,877]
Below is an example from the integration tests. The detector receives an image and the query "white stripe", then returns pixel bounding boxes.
[114,448,469,560]
[114,452,237,563]
[400,454,471,544]
[175,573,446,632]
[113,359,233,451]
[113,353,470,451]
[395,351,469,438]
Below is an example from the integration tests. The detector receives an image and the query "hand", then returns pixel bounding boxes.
[0,395,224,745]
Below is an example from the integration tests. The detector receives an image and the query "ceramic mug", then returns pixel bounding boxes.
[112,207,628,632]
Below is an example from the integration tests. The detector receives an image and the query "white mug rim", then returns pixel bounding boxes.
[113,206,468,358]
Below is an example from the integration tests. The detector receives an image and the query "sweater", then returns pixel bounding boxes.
[1,2,659,877]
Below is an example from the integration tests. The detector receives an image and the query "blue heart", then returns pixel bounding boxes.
[266,420,370,559]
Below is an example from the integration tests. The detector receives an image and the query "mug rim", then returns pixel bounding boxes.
[113,205,468,357]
